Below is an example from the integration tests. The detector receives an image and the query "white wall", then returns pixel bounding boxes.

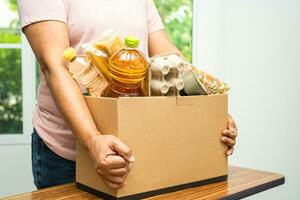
[0,144,35,197]
[196,0,300,199]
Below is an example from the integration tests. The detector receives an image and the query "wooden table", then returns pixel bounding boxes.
[2,166,284,200]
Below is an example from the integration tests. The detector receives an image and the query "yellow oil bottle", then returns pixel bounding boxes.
[104,36,148,97]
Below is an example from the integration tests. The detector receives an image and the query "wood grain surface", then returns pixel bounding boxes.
[1,166,284,200]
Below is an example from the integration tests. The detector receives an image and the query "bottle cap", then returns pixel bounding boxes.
[63,47,77,62]
[125,36,139,48]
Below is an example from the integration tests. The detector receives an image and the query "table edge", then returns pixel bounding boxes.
[1,166,285,200]
[219,175,285,200]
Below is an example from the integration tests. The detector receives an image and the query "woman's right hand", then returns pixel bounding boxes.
[86,134,135,189]
[22,21,134,189]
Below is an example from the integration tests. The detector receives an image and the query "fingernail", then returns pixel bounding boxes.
[227,150,233,156]
[128,156,135,162]
[221,137,226,142]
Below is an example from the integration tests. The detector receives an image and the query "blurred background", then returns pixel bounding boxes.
[0,0,299,199]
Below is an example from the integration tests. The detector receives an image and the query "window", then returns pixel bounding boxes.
[154,0,193,62]
[0,0,22,134]
[0,0,36,144]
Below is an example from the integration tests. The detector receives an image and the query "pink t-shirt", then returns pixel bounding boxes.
[18,0,164,161]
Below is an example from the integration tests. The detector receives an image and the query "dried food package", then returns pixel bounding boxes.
[182,66,229,96]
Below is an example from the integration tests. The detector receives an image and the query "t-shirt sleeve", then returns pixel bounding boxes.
[145,0,164,33]
[17,0,70,31]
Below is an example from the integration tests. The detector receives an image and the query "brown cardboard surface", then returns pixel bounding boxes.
[76,95,228,198]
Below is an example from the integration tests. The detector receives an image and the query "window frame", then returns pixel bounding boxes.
[0,34,36,145]
[192,0,200,66]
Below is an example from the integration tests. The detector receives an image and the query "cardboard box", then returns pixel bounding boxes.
[76,95,228,200]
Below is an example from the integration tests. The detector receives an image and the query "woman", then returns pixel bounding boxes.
[17,0,238,189]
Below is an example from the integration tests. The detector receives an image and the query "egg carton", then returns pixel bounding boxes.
[149,54,189,96]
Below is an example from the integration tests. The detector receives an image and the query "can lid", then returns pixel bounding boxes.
[63,47,77,62]
[125,36,139,48]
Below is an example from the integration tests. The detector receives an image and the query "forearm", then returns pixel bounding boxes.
[42,63,99,148]
[148,30,185,59]
[23,21,100,149]
[149,39,182,57]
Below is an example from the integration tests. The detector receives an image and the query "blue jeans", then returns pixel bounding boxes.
[31,129,75,189]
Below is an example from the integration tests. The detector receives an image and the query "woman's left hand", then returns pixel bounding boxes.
[221,114,238,156]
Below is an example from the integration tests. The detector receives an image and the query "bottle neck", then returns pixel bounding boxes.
[124,45,137,50]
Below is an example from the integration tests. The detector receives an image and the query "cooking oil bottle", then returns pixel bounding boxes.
[63,47,108,97]
[104,36,148,97]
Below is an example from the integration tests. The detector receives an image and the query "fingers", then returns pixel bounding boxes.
[91,135,134,189]
[221,126,237,156]
[104,174,128,185]
[107,159,131,177]
[105,155,127,169]
[222,129,237,140]
[96,155,129,174]
[227,114,237,132]
[102,170,130,189]
[112,139,135,163]
[227,147,234,156]
[96,166,129,177]
[96,155,131,181]
[221,136,236,147]
[109,167,128,176]
[103,179,127,189]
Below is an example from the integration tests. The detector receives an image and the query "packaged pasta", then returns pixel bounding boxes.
[93,30,123,55]
[81,30,124,82]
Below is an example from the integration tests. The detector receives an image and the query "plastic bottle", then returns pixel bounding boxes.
[82,44,111,82]
[63,48,108,97]
[104,36,148,97]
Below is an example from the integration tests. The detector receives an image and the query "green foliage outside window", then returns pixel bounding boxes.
[154,0,193,61]
[0,48,22,133]
[0,0,22,133]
